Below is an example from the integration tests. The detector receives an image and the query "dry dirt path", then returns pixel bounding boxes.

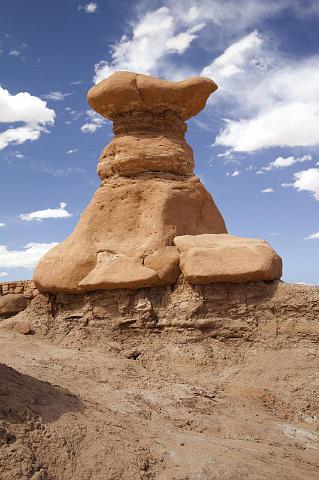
[0,327,319,479]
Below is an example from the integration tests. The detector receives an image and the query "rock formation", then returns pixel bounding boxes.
[34,71,281,293]
[0,281,38,319]
[174,234,282,284]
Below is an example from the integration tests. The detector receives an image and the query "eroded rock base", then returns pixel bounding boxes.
[0,281,318,480]
[17,280,319,347]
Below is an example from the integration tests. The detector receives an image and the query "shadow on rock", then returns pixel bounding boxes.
[0,363,84,423]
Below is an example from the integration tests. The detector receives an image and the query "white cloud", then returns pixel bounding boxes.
[202,30,263,82]
[165,23,204,54]
[0,242,58,269]
[41,167,85,177]
[93,6,204,83]
[81,123,101,133]
[167,0,292,42]
[0,223,5,228]
[0,86,55,150]
[43,91,72,101]
[281,182,293,188]
[9,50,20,56]
[226,170,240,177]
[201,30,319,151]
[216,150,234,161]
[0,271,7,277]
[262,155,312,171]
[81,109,105,133]
[291,168,319,201]
[20,202,73,222]
[304,232,319,240]
[92,1,318,85]
[262,188,274,193]
[216,102,319,151]
[82,2,98,13]
[66,149,79,154]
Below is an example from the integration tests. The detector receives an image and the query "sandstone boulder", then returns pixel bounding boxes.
[0,294,26,317]
[0,317,31,335]
[87,71,217,121]
[174,234,282,284]
[79,253,159,290]
[144,246,181,285]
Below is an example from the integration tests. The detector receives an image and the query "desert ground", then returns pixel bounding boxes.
[1,282,318,479]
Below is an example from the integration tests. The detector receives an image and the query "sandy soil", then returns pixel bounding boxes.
[1,318,318,479]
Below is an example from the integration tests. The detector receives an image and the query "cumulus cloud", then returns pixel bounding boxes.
[0,242,58,269]
[261,155,312,171]
[93,6,204,83]
[209,32,319,151]
[215,102,319,151]
[0,271,7,277]
[290,168,319,201]
[0,86,55,150]
[202,30,263,82]
[91,1,319,152]
[0,223,5,228]
[81,110,105,133]
[262,188,274,193]
[20,202,73,222]
[304,232,319,240]
[92,0,293,84]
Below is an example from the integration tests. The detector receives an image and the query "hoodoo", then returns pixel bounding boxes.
[33,71,281,293]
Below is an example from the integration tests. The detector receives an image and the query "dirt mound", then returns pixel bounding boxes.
[0,281,318,479]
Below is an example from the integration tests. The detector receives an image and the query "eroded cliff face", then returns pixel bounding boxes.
[0,281,318,480]
[10,280,319,347]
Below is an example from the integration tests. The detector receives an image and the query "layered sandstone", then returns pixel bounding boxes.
[34,72,227,293]
[174,234,282,283]
[34,71,282,293]
[0,281,38,318]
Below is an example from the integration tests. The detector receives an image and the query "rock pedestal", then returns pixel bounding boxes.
[34,72,228,293]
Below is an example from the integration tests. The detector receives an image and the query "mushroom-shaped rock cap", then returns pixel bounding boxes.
[88,71,218,121]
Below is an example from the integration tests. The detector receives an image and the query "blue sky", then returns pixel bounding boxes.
[0,0,318,284]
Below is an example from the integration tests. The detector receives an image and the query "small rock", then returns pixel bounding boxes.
[0,293,26,316]
[0,317,32,335]
[124,348,142,359]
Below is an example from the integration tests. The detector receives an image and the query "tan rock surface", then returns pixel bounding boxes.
[174,234,282,283]
[79,252,159,290]
[0,316,31,334]
[34,176,226,293]
[144,246,181,285]
[98,129,194,178]
[0,293,26,317]
[87,71,217,121]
